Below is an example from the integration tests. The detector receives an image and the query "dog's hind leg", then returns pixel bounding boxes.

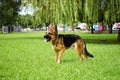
[75,40,84,61]
[76,49,83,61]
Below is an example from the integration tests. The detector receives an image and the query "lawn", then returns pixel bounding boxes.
[0,32,120,80]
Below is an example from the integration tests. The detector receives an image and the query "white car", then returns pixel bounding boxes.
[112,23,120,30]
[77,23,87,30]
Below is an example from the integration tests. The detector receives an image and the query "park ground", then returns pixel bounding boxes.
[0,31,120,80]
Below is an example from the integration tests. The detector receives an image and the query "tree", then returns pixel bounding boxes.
[24,0,120,41]
[84,0,98,33]
[104,0,120,40]
[0,0,21,33]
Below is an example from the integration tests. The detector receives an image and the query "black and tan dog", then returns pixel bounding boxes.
[44,24,93,63]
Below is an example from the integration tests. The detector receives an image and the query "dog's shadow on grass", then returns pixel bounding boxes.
[62,59,78,63]
[62,58,93,63]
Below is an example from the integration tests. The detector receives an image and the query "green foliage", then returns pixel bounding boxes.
[18,14,33,28]
[23,0,85,25]
[0,0,21,26]
[1,0,120,27]
[22,0,120,26]
[0,32,120,80]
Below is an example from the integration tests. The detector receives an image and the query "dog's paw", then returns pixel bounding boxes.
[57,59,61,64]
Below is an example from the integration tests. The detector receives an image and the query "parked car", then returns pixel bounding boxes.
[112,23,120,30]
[93,24,103,31]
[118,23,120,28]
[76,23,88,30]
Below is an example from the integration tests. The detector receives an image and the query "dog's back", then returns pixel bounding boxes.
[58,34,81,48]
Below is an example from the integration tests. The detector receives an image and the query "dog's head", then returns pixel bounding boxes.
[44,24,58,42]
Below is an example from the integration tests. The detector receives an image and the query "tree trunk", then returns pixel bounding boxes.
[11,26,13,32]
[117,29,120,41]
[0,25,2,33]
[34,26,37,31]
[63,25,65,33]
[71,25,75,33]
[45,23,49,31]
[8,26,13,33]
[8,26,11,33]
[91,25,94,34]
[108,24,112,34]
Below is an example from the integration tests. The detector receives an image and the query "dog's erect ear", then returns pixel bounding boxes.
[53,25,57,32]
[47,24,53,32]
[48,24,52,30]
[55,25,58,36]
[47,24,58,35]
[47,26,50,30]
[53,24,58,35]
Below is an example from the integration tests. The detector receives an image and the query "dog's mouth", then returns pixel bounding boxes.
[44,35,51,42]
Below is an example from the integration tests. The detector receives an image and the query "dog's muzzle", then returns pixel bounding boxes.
[44,35,51,42]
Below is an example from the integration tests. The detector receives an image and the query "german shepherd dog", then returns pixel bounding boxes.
[44,24,93,63]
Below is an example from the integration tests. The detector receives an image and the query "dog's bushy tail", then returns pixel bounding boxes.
[84,43,94,58]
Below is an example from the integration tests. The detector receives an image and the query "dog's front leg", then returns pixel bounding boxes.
[53,49,58,62]
[57,48,65,63]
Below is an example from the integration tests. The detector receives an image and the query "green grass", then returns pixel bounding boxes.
[0,32,120,80]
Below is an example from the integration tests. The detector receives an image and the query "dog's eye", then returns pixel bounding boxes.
[48,33,53,35]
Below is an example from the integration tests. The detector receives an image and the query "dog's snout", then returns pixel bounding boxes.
[44,35,46,38]
[44,35,49,38]
[44,34,51,42]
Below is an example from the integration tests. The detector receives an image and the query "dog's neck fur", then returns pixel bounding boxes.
[52,35,58,45]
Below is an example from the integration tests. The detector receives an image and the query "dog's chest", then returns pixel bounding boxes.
[52,44,64,50]
[52,39,65,50]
